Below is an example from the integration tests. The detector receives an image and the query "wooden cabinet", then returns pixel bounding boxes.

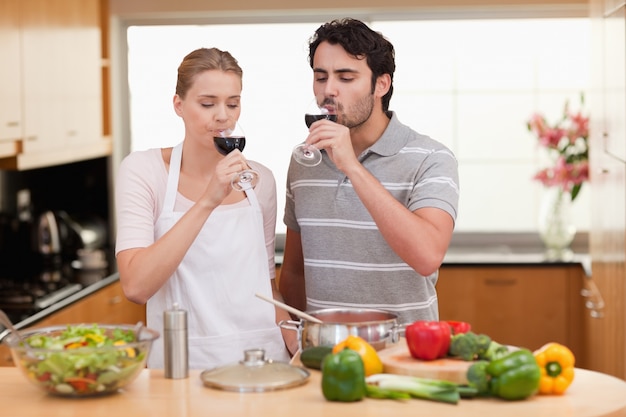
[0,0,22,153]
[31,280,146,328]
[275,264,282,285]
[586,152,626,377]
[587,0,626,379]
[0,345,11,367]
[436,265,586,366]
[0,0,111,171]
[0,281,146,366]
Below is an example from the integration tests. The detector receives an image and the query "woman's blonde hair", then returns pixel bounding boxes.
[175,47,243,99]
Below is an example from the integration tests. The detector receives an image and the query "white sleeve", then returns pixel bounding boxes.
[114,149,166,255]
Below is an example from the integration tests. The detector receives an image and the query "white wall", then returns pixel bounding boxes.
[126,18,591,235]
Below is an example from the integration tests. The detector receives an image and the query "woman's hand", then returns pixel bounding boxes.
[203,150,250,206]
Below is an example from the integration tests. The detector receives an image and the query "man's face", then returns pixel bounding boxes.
[312,41,376,129]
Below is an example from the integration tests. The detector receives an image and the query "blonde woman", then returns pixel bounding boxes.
[115,48,294,369]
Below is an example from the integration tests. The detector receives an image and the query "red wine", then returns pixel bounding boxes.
[213,136,246,155]
[304,114,337,128]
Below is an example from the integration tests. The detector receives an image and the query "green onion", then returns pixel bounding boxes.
[365,384,411,400]
[365,374,460,405]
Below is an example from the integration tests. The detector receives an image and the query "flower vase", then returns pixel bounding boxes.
[538,187,576,260]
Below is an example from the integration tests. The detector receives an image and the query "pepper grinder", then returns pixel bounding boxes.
[164,302,188,379]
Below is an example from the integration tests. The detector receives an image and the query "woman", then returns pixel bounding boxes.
[115,47,294,369]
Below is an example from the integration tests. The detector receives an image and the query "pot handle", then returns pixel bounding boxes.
[391,323,407,343]
[278,319,303,349]
[278,319,301,332]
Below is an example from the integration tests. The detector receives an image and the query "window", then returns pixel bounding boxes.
[127,18,590,234]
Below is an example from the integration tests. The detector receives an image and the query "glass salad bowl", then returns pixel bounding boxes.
[4,323,159,397]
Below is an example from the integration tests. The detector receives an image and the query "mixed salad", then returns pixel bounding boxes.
[16,324,147,396]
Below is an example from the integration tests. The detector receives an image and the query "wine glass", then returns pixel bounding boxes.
[292,99,337,167]
[213,122,259,191]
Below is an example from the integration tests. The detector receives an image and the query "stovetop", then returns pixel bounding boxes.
[0,253,112,324]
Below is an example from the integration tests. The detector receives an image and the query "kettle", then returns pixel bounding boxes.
[36,211,61,255]
[36,210,107,257]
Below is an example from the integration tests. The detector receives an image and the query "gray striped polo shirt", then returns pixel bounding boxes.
[284,112,459,324]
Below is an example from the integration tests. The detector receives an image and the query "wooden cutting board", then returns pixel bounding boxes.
[378,339,472,384]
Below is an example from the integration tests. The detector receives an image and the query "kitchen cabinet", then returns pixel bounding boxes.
[30,280,146,327]
[0,346,10,367]
[586,153,625,377]
[602,2,626,162]
[587,0,626,379]
[0,0,111,171]
[436,264,586,367]
[0,280,146,366]
[275,264,282,284]
[0,0,21,153]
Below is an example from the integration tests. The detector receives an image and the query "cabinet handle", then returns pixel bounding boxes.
[25,135,37,141]
[110,295,122,305]
[484,278,516,286]
[581,277,605,319]
[67,130,77,137]
[6,121,19,127]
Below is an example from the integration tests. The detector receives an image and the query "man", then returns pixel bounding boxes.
[279,18,459,324]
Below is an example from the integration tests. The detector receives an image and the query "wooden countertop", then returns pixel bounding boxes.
[1,366,625,417]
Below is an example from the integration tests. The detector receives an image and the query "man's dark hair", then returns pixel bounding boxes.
[308,18,396,111]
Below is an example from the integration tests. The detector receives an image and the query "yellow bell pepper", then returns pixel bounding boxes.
[114,340,136,358]
[333,335,383,377]
[533,342,575,395]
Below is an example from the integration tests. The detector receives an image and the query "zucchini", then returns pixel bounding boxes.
[300,345,333,370]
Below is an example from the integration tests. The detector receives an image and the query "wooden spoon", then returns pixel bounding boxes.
[255,293,323,324]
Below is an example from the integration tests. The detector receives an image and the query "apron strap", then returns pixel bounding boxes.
[244,184,260,211]
[163,142,184,212]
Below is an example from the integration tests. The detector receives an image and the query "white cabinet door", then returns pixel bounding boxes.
[603,6,626,162]
[0,0,109,170]
[0,0,22,148]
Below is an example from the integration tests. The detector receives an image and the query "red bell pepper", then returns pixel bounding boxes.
[445,320,471,335]
[405,320,451,361]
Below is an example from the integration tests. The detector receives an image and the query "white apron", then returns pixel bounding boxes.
[147,142,289,369]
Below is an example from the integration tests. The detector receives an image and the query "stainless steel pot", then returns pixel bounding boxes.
[279,308,404,351]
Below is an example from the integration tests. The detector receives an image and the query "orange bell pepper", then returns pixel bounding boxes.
[333,335,383,376]
[533,342,575,395]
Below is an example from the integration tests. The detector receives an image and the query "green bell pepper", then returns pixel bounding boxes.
[486,349,541,401]
[321,349,366,402]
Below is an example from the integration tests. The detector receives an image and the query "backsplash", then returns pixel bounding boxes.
[0,157,112,259]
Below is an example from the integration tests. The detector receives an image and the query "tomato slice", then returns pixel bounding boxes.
[64,376,97,393]
[37,372,52,382]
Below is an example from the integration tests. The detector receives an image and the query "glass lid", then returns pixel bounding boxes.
[200,349,310,392]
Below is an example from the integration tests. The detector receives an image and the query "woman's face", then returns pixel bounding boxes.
[174,69,242,146]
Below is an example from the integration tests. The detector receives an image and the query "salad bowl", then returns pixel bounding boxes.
[4,323,159,397]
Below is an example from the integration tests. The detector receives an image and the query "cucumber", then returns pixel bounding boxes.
[300,345,334,370]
